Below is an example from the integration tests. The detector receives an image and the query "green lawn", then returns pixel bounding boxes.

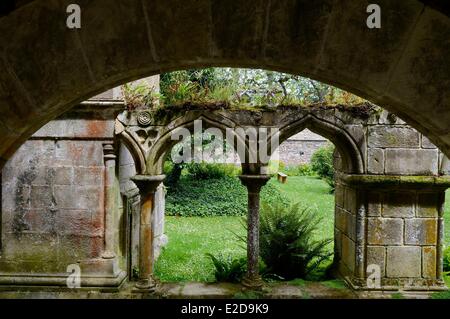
[267,176,335,245]
[155,176,335,282]
[154,216,246,282]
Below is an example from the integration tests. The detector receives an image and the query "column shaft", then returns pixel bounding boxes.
[239,174,270,289]
[102,142,116,259]
[131,174,165,291]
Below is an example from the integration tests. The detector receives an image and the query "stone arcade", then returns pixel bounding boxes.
[1,94,449,293]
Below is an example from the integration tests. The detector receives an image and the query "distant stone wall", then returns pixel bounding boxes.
[277,129,328,165]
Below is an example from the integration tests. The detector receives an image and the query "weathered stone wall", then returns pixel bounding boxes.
[334,182,358,277]
[0,103,127,286]
[365,189,442,284]
[367,114,441,175]
[336,111,446,289]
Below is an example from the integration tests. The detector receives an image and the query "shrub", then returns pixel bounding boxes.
[311,144,335,191]
[206,253,267,283]
[258,201,333,280]
[444,246,450,272]
[165,177,288,217]
[267,160,286,175]
[206,254,247,283]
[185,162,240,180]
[283,164,315,177]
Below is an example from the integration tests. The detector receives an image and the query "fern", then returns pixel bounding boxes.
[258,201,333,280]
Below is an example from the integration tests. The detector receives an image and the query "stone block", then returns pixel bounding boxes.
[344,187,357,213]
[368,126,419,148]
[422,246,437,279]
[22,208,57,234]
[54,141,104,167]
[367,192,381,217]
[2,181,30,211]
[405,218,437,245]
[386,247,421,278]
[334,228,342,260]
[345,212,356,241]
[58,234,104,262]
[421,135,437,149]
[2,233,58,262]
[30,185,53,209]
[367,218,403,245]
[335,185,344,208]
[55,209,96,236]
[76,186,104,211]
[335,207,346,232]
[385,149,439,175]
[417,193,439,217]
[341,235,355,272]
[74,166,104,186]
[382,192,414,218]
[54,185,77,209]
[54,167,74,185]
[366,246,386,277]
[367,148,384,174]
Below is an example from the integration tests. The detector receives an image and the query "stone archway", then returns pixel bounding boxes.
[112,104,450,291]
[0,0,449,168]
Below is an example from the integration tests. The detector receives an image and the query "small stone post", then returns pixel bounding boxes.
[102,142,117,259]
[131,174,165,292]
[239,174,270,289]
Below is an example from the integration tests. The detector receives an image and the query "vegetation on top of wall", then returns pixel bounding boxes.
[121,68,377,116]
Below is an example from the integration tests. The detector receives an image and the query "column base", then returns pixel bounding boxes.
[241,274,265,290]
[133,276,158,293]
[345,276,448,291]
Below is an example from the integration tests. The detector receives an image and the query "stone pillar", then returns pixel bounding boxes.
[102,142,117,259]
[337,174,450,291]
[238,174,270,289]
[130,174,165,292]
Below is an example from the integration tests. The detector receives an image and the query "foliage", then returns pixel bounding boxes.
[311,144,335,191]
[206,252,267,283]
[258,201,333,280]
[267,160,286,175]
[165,176,288,217]
[443,246,450,272]
[121,82,159,110]
[206,254,247,283]
[283,164,315,177]
[185,162,240,180]
[158,68,368,108]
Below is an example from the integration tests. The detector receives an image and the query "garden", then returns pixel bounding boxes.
[155,144,338,284]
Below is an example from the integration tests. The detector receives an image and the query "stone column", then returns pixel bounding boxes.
[131,174,165,291]
[238,174,270,289]
[102,142,117,259]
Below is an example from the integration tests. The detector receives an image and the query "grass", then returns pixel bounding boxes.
[267,176,335,245]
[154,216,246,282]
[155,176,334,282]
